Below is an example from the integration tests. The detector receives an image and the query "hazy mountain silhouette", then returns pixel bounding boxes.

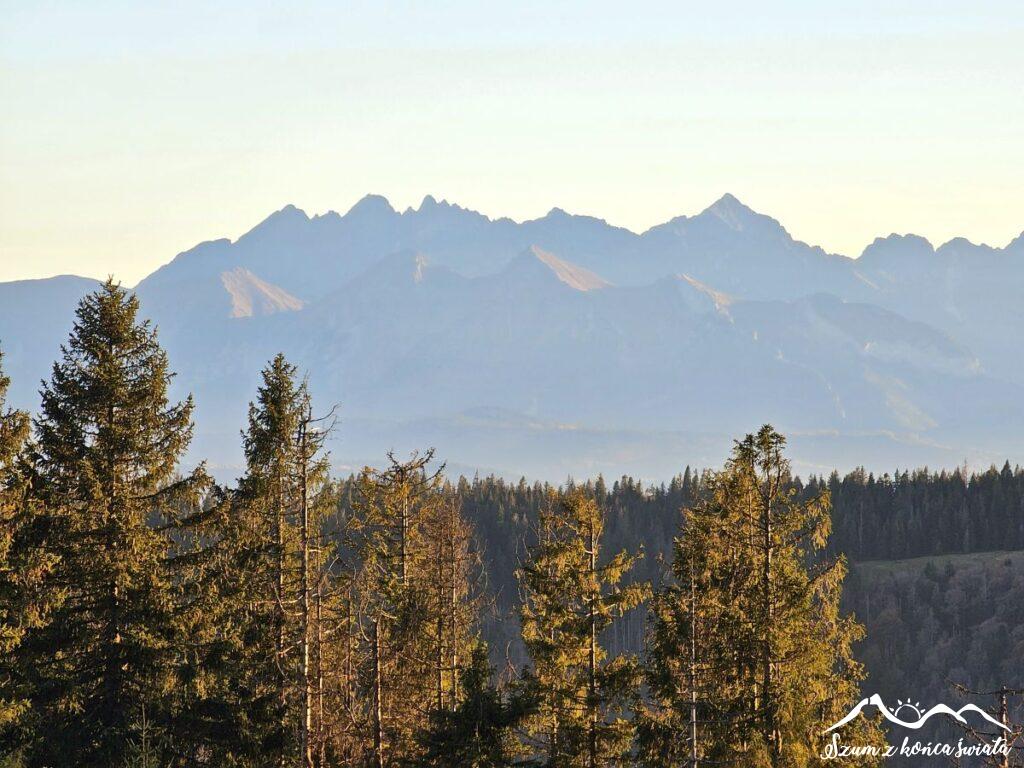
[1,195,1021,478]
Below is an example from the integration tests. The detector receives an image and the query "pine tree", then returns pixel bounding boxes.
[26,280,208,767]
[639,425,885,767]
[518,489,648,767]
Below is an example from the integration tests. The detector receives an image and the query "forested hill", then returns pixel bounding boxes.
[335,464,1024,662]
[413,469,1024,766]
[418,462,1024,577]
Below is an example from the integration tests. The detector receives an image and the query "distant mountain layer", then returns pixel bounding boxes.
[1,195,1021,479]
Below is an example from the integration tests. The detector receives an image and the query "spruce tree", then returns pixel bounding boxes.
[639,425,885,767]
[241,353,306,766]
[518,489,648,767]
[191,354,336,767]
[27,280,207,767]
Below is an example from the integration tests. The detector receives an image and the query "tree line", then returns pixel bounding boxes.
[1,279,902,766]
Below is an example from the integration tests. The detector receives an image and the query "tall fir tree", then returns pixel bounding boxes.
[26,280,208,767]
[188,354,338,767]
[639,425,885,767]
[240,353,306,766]
[518,489,648,767]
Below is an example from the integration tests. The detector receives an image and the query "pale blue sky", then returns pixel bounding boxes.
[2,1,1022,284]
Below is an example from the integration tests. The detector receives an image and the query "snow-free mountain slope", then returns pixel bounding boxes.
[527,246,610,291]
[220,268,304,318]
[1,194,1021,478]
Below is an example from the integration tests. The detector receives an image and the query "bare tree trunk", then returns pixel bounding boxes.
[400,493,408,587]
[345,594,353,711]
[450,523,459,705]
[588,515,598,768]
[762,481,779,768]
[299,421,313,768]
[436,541,445,711]
[315,550,324,768]
[999,688,1009,768]
[550,685,559,766]
[102,402,124,738]
[689,561,699,768]
[276,474,288,768]
[373,619,385,768]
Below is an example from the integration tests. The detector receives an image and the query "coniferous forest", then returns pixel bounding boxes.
[2,281,1023,767]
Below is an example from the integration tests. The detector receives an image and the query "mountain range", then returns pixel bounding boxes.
[1,194,1022,480]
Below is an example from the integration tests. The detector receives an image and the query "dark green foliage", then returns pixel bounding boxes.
[820,464,1024,560]
[184,353,336,766]
[217,353,307,764]
[638,426,885,767]
[0,349,59,749]
[849,552,1024,766]
[417,642,525,768]
[3,282,1023,766]
[518,489,648,767]
[22,281,208,767]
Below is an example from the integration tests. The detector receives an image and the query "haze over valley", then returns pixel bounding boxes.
[2,193,1021,479]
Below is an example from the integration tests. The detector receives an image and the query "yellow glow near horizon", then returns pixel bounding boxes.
[1,2,1022,285]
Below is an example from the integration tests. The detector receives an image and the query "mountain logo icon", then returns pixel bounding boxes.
[826,693,1011,733]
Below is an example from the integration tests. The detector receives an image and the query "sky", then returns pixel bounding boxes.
[1,1,1022,285]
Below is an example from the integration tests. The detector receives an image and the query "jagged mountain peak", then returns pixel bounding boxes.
[255,202,309,227]
[408,195,492,227]
[646,194,796,251]
[235,203,311,247]
[858,233,935,264]
[534,207,618,230]
[2,195,1023,477]
[936,236,1000,258]
[345,193,397,218]
[418,194,453,211]
[867,232,934,249]
[700,193,763,230]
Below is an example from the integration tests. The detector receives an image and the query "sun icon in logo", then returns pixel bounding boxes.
[893,698,924,721]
